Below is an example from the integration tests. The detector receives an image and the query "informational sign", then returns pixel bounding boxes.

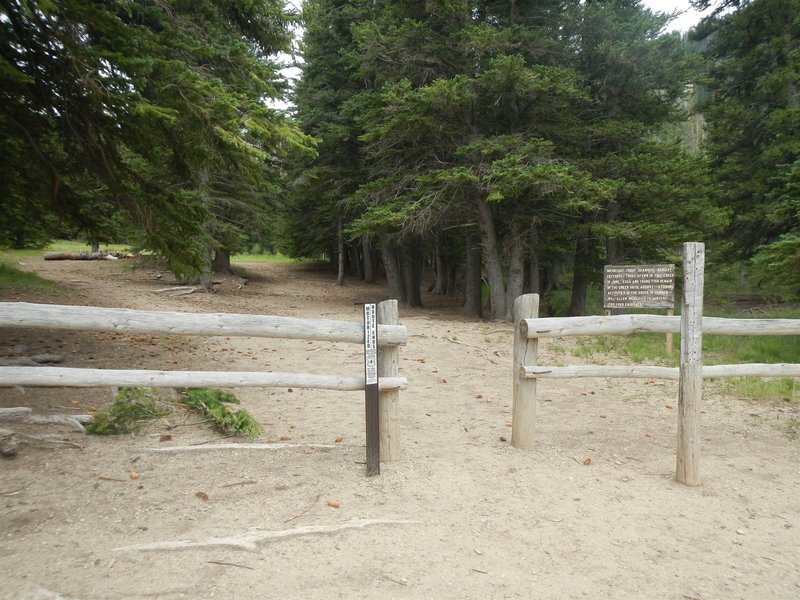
[363,303,378,385]
[363,303,379,476]
[604,264,675,309]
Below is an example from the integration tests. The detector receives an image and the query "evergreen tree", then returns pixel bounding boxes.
[293,0,725,318]
[0,0,313,277]
[699,0,800,287]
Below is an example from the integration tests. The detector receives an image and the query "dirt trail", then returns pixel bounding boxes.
[1,258,798,600]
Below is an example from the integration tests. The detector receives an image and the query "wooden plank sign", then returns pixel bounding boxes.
[363,303,380,476]
[604,264,675,309]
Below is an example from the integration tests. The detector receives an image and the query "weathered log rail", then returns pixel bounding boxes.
[519,315,800,381]
[520,314,800,339]
[0,301,407,462]
[512,242,799,487]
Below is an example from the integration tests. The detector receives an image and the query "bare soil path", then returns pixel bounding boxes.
[1,258,798,600]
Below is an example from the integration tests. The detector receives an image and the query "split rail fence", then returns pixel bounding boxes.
[0,300,408,461]
[512,242,800,486]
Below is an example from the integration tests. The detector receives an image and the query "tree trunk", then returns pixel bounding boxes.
[568,227,591,316]
[350,243,362,280]
[336,217,345,286]
[199,244,213,292]
[380,236,406,305]
[198,172,213,292]
[463,231,482,318]
[476,197,506,321]
[528,226,540,294]
[431,234,448,295]
[543,256,561,296]
[400,241,423,307]
[362,236,375,284]
[13,231,27,250]
[90,240,100,253]
[606,201,621,265]
[504,221,526,322]
[212,249,231,273]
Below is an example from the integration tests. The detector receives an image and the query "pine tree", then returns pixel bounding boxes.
[0,0,313,277]
[699,0,800,287]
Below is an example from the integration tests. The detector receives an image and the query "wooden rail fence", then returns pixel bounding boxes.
[512,242,800,486]
[0,300,408,461]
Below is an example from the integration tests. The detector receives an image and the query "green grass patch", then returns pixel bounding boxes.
[704,334,800,365]
[0,262,62,294]
[719,377,799,403]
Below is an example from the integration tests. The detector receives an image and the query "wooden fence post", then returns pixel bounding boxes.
[377,300,400,462]
[512,294,539,450]
[676,242,704,486]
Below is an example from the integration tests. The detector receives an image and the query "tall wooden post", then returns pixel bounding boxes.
[377,300,400,461]
[676,242,704,486]
[666,308,674,355]
[512,294,539,450]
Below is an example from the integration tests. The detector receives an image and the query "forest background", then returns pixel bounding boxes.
[2,0,798,320]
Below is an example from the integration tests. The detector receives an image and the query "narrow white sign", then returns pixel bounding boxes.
[363,303,378,385]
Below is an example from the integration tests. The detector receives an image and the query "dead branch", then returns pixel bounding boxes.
[207,560,254,570]
[1,481,33,496]
[143,443,338,453]
[0,407,33,421]
[113,518,421,553]
[0,354,64,367]
[284,494,321,523]
[28,414,91,431]
[0,408,90,432]
[221,480,257,488]
[1,427,83,456]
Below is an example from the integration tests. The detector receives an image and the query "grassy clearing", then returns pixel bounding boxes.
[0,240,132,262]
[231,251,298,263]
[719,377,798,402]
[0,262,62,294]
[0,240,307,265]
[231,251,323,265]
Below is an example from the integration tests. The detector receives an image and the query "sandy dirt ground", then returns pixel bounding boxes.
[0,257,798,600]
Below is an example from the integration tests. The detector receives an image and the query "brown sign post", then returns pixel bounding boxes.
[363,303,380,476]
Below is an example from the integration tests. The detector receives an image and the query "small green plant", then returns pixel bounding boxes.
[86,387,168,435]
[178,388,261,438]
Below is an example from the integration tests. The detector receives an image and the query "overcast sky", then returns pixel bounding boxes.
[641,0,712,32]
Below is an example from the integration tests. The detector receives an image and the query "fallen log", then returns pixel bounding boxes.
[1,427,83,456]
[0,407,91,431]
[43,252,126,261]
[0,354,64,367]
